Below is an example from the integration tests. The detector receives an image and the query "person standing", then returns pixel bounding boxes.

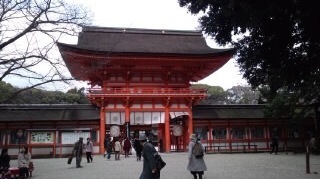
[73,137,84,168]
[187,134,207,179]
[123,137,131,158]
[270,128,279,154]
[114,138,121,160]
[18,146,31,179]
[309,135,316,151]
[106,137,113,160]
[139,133,160,179]
[85,138,93,163]
[134,137,142,161]
[103,137,108,158]
[0,148,11,178]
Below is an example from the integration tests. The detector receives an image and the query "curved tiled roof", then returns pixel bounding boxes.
[0,104,99,121]
[68,26,233,54]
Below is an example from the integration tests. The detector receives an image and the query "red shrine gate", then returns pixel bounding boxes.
[58,26,233,153]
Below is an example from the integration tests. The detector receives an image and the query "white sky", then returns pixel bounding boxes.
[71,0,248,90]
[5,0,247,91]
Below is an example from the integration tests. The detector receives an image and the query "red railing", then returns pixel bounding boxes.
[87,87,207,98]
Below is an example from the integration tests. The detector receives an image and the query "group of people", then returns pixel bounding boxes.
[103,137,136,160]
[1,133,208,179]
[71,133,207,179]
[71,136,135,168]
[0,146,32,179]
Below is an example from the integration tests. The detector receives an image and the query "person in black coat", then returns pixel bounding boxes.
[0,148,11,177]
[103,137,108,157]
[105,137,113,159]
[139,134,160,179]
[73,137,84,168]
[134,137,142,161]
[270,128,279,154]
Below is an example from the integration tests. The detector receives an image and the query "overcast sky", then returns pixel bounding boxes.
[69,0,248,89]
[7,0,246,91]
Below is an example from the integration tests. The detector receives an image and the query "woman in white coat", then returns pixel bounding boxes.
[187,134,207,179]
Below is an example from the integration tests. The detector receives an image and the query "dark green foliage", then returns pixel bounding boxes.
[0,81,16,103]
[227,85,260,104]
[179,0,320,132]
[0,82,89,104]
[191,84,259,104]
[191,84,227,104]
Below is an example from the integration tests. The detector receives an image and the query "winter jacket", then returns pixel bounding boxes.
[139,142,160,179]
[18,152,31,168]
[187,140,207,172]
[85,141,93,152]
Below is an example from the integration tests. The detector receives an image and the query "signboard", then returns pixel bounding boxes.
[31,132,54,144]
[61,132,90,144]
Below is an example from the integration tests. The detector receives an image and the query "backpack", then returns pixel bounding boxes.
[192,141,204,158]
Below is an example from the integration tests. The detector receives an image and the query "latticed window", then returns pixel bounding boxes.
[251,127,264,139]
[194,127,208,140]
[10,130,27,144]
[90,131,97,142]
[287,128,300,139]
[212,128,226,139]
[232,128,246,139]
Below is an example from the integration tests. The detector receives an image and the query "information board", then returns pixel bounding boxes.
[30,132,54,143]
[61,132,90,144]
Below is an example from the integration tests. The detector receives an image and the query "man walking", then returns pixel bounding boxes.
[73,137,84,168]
[139,133,160,179]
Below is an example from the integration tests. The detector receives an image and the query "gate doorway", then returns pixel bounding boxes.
[170,132,185,152]
[170,115,187,152]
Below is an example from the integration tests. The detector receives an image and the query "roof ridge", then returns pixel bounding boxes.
[82,26,202,36]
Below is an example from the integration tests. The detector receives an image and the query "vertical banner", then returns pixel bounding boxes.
[152,112,161,124]
[135,112,143,124]
[130,112,165,125]
[143,112,152,124]
[106,112,125,124]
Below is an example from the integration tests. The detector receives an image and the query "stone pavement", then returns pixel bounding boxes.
[10,152,320,179]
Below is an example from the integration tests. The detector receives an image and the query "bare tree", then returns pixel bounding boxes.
[0,0,91,103]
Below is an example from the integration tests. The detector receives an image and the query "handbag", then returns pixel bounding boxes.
[28,161,34,171]
[154,153,166,171]
[67,156,73,164]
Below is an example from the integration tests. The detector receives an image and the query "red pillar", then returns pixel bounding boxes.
[125,107,130,123]
[185,108,193,151]
[164,107,170,152]
[100,107,106,154]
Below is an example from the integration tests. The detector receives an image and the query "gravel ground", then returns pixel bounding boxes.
[9,152,320,179]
